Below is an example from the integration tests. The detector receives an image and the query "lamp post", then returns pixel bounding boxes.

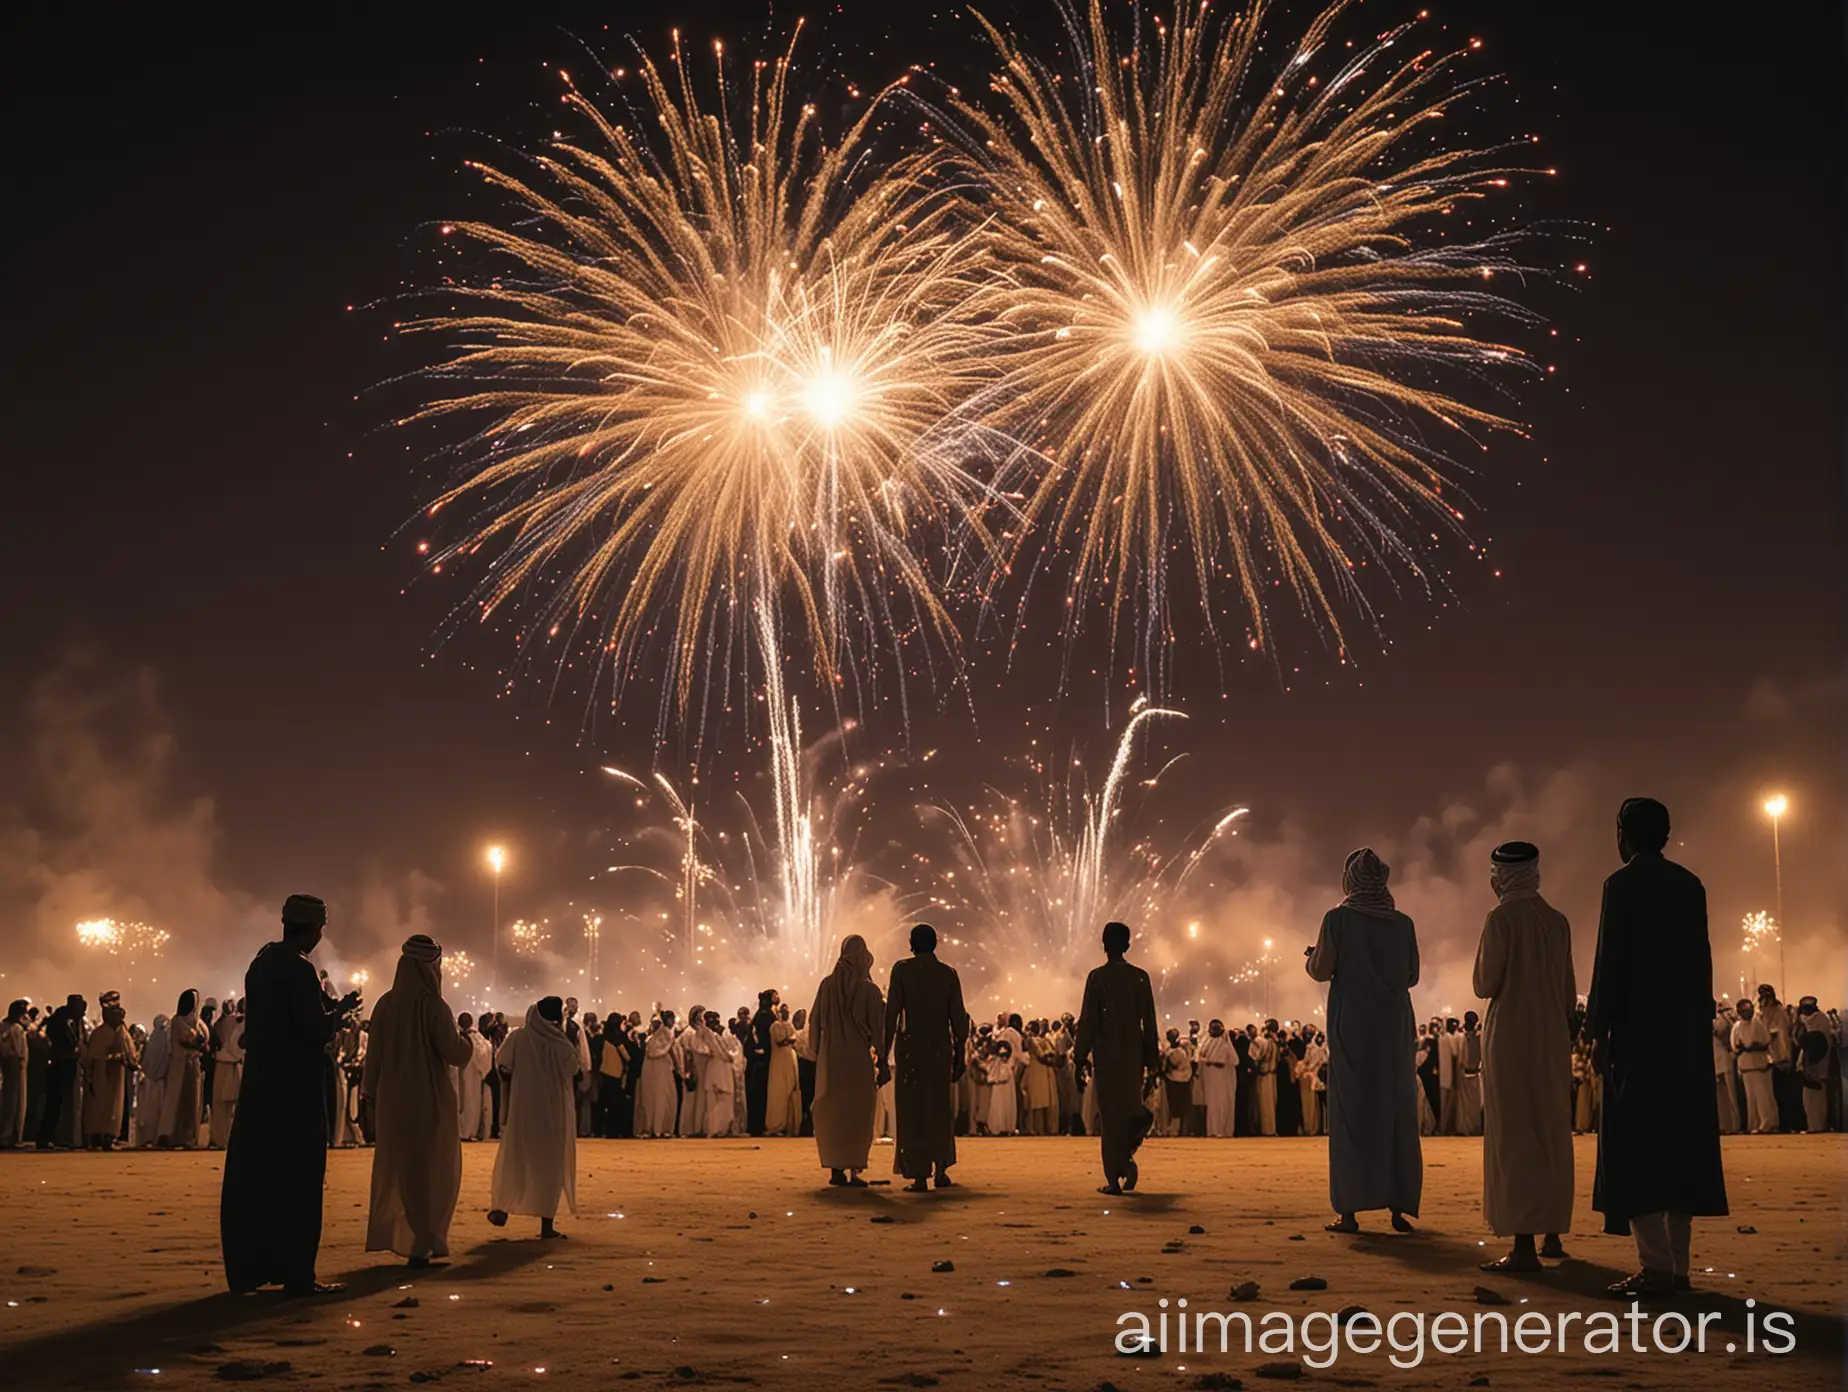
[486,845,506,994]
[1763,795,1786,994]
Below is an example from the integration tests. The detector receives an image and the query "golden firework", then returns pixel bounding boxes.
[951,0,1543,654]
[406,26,1000,712]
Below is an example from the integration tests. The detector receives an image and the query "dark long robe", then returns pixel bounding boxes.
[1583,851,1728,1234]
[882,952,968,1178]
[221,941,347,1292]
[1073,957,1160,1186]
[1307,906,1423,1217]
[745,1008,774,1135]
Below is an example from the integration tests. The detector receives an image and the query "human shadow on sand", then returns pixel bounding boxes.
[2,1239,551,1385]
[1329,1224,1848,1369]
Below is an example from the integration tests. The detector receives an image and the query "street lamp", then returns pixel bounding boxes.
[1762,795,1787,994]
[486,845,506,994]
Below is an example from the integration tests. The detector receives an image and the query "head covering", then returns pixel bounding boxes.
[391,934,444,997]
[1339,848,1397,917]
[1489,840,1542,902]
[1617,798,1670,852]
[281,894,327,928]
[811,934,878,1053]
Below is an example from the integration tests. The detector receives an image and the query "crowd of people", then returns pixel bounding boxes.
[0,796,1836,1302]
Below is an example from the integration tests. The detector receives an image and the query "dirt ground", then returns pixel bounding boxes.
[1,1134,1842,1391]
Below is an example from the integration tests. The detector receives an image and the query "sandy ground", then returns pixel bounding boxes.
[1,1135,1842,1391]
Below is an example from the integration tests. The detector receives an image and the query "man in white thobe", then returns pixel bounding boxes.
[488,997,581,1238]
[635,1013,681,1138]
[1455,1011,1484,1136]
[1247,1025,1278,1136]
[1437,1017,1464,1134]
[1195,1021,1236,1137]
[455,1012,494,1141]
[209,1002,244,1149]
[1473,841,1575,1271]
[696,1014,736,1137]
[1301,1034,1329,1135]
[1712,1007,1739,1134]
[1731,1001,1776,1133]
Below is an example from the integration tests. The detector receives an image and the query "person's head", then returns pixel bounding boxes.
[1007,1012,1023,1032]
[1188,1020,1200,1036]
[1165,1027,1180,1045]
[705,1011,723,1030]
[1264,1018,1279,1037]
[978,1022,993,1038]
[1208,1019,1225,1037]
[1244,1023,1257,1039]
[536,996,565,1025]
[176,989,197,1017]
[1797,996,1818,1018]
[909,922,938,955]
[1616,797,1670,863]
[792,1008,806,1029]
[1445,1017,1460,1034]
[584,1012,599,1031]
[758,989,777,1010]
[565,997,578,1017]
[201,999,217,1022]
[280,893,328,953]
[1464,1010,1479,1030]
[4,998,26,1024]
[628,1010,643,1028]
[458,1012,474,1030]
[1102,921,1131,957]
[659,1010,676,1029]
[65,992,86,1015]
[1737,999,1756,1021]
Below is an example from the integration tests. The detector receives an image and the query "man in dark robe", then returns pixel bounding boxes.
[1584,798,1728,1297]
[1231,1026,1254,1136]
[746,990,775,1136]
[881,924,969,1191]
[36,995,86,1150]
[221,894,361,1296]
[1074,921,1160,1195]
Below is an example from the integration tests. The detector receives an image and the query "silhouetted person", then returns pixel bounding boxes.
[746,989,775,1136]
[221,895,361,1296]
[1584,798,1728,1296]
[882,923,969,1191]
[1073,922,1160,1195]
[36,994,85,1150]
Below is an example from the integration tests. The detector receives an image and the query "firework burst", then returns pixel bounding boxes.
[406,26,1001,722]
[946,0,1546,667]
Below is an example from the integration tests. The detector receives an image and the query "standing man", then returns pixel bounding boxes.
[0,999,29,1148]
[209,999,245,1149]
[1755,985,1801,1132]
[882,924,969,1192]
[37,995,86,1151]
[1437,1017,1464,1135]
[1073,922,1160,1194]
[1584,799,1728,1297]
[1194,1019,1236,1138]
[1472,840,1575,1272]
[1730,999,1776,1133]
[746,990,776,1136]
[221,894,361,1296]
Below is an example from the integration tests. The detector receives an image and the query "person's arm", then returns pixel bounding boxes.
[430,998,475,1070]
[1305,914,1336,983]
[948,971,969,1082]
[881,965,905,1063]
[1072,972,1098,1075]
[1582,877,1622,1054]
[1472,913,1507,1000]
[1136,971,1161,1077]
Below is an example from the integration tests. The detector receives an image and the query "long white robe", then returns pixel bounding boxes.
[1437,1029,1464,1133]
[1473,893,1575,1235]
[984,1056,1018,1135]
[158,1012,208,1146]
[455,1029,494,1139]
[635,1026,678,1138]
[210,1013,244,1148]
[1247,1035,1278,1136]
[695,1025,735,1137]
[766,1019,802,1135]
[1195,1032,1236,1136]
[135,1015,170,1147]
[363,956,474,1258]
[490,1007,580,1221]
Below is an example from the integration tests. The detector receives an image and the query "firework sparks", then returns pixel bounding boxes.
[509,920,551,957]
[923,697,1247,1006]
[946,0,1546,665]
[406,26,1002,716]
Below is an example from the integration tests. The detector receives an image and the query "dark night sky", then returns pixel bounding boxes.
[2,1,1842,1011]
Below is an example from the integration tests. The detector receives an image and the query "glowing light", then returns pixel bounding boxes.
[487,845,506,875]
[803,369,855,429]
[1132,304,1181,355]
[1763,794,1788,819]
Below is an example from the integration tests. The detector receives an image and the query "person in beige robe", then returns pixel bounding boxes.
[766,1007,802,1136]
[1020,1024,1058,1135]
[488,998,581,1237]
[209,1003,244,1149]
[1473,841,1576,1271]
[81,1004,138,1148]
[810,935,886,1184]
[158,992,209,1148]
[362,935,475,1264]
